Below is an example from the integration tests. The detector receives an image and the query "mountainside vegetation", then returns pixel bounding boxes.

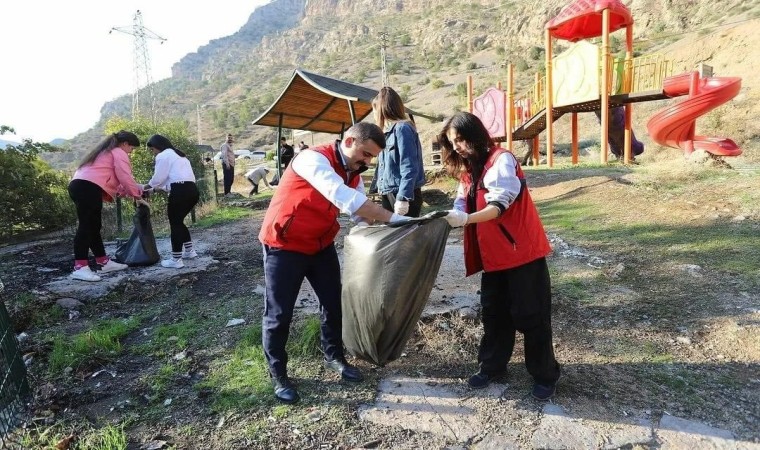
[46,0,760,169]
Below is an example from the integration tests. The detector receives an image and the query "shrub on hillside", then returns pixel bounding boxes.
[0,129,75,239]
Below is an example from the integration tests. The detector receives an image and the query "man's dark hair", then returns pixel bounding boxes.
[346,122,385,149]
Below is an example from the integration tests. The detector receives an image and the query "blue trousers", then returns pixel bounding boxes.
[262,243,343,378]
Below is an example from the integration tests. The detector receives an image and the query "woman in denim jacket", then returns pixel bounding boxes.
[371,87,426,217]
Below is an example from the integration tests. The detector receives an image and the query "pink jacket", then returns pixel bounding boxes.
[72,148,143,202]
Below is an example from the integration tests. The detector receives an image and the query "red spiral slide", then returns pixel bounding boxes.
[646,72,742,156]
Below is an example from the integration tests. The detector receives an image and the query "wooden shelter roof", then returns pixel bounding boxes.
[251,69,434,133]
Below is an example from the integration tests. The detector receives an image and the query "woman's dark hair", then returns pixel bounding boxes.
[436,112,494,180]
[146,134,186,158]
[78,130,140,168]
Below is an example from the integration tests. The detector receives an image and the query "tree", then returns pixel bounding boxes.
[0,126,75,238]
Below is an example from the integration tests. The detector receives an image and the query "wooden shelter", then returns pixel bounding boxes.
[252,69,435,175]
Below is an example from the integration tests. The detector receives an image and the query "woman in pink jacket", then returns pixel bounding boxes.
[67,131,147,282]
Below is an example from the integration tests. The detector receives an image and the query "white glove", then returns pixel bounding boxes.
[394,200,410,216]
[389,213,406,223]
[445,209,469,228]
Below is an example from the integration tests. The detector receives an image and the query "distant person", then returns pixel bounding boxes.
[258,122,406,404]
[280,137,295,168]
[297,141,309,153]
[68,131,148,282]
[372,86,426,217]
[438,112,561,400]
[245,166,271,196]
[220,134,235,197]
[144,134,199,268]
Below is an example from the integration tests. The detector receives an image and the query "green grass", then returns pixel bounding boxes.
[552,272,592,304]
[538,199,760,285]
[193,206,253,228]
[18,423,128,450]
[48,317,141,373]
[142,360,190,401]
[199,317,322,411]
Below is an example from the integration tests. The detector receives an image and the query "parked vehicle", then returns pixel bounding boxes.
[213,149,260,161]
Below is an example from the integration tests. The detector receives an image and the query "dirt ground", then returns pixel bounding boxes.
[1,158,759,449]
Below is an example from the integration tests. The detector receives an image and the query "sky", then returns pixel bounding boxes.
[1,1,270,143]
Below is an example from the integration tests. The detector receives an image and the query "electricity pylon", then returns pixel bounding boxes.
[379,31,390,87]
[110,10,166,121]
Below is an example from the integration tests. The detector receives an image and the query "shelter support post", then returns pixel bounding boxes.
[347,100,356,124]
[532,136,540,167]
[277,114,283,178]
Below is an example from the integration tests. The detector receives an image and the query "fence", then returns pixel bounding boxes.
[0,280,30,447]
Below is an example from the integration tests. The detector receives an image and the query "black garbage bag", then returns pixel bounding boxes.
[114,204,160,266]
[342,211,450,366]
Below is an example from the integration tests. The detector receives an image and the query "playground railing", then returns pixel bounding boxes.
[629,54,674,93]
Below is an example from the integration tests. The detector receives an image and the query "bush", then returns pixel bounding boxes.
[466,62,478,70]
[0,129,76,239]
[431,79,445,89]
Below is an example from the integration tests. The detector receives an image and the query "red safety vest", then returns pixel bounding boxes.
[462,147,551,276]
[258,142,363,255]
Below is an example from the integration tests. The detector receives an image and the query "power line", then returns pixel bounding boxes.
[110,10,166,121]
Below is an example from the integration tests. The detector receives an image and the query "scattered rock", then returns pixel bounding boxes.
[226,318,246,327]
[56,298,84,309]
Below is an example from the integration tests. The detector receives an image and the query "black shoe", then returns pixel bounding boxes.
[324,358,363,382]
[531,382,556,401]
[273,376,299,404]
[467,370,506,389]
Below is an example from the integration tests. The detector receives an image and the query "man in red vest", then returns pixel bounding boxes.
[258,122,406,404]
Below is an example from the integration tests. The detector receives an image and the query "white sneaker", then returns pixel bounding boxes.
[161,258,184,269]
[71,267,101,282]
[99,260,128,273]
[182,250,198,259]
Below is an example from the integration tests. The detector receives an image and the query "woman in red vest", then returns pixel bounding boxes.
[440,112,561,400]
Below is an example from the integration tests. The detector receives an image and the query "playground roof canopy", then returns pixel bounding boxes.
[546,0,633,42]
[251,69,436,134]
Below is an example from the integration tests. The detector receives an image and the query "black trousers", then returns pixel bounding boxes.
[381,187,424,218]
[247,178,259,195]
[262,244,343,378]
[222,166,234,194]
[478,257,561,385]
[68,179,106,260]
[168,183,199,252]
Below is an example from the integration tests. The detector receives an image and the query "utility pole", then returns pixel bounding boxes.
[110,10,166,122]
[196,104,202,144]
[379,31,390,87]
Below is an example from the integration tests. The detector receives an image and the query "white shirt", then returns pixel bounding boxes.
[245,166,269,184]
[290,143,368,222]
[453,152,522,212]
[148,149,196,191]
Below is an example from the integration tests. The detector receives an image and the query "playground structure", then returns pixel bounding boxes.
[469,0,743,166]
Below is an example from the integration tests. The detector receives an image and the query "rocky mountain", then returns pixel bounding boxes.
[59,0,760,167]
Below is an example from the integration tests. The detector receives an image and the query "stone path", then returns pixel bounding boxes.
[43,240,218,300]
[359,376,760,449]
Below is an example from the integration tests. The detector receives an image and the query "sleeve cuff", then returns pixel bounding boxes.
[488,201,506,217]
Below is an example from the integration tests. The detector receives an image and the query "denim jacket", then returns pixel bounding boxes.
[376,121,426,201]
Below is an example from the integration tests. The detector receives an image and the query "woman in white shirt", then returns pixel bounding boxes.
[144,134,199,268]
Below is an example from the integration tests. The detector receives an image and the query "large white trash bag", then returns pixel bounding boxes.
[342,212,450,366]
